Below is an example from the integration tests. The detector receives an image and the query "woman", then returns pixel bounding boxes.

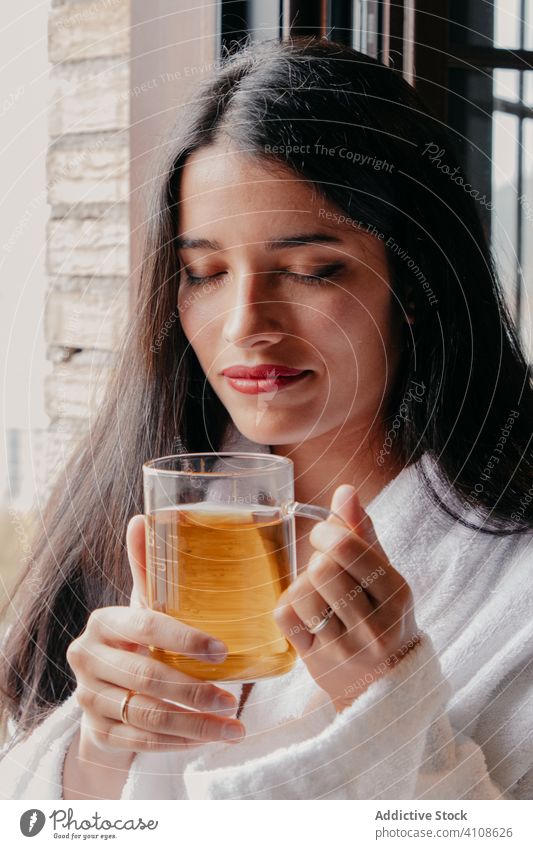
[1,38,532,800]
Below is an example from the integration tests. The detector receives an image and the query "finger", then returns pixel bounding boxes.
[124,693,245,741]
[323,485,400,607]
[127,515,148,608]
[77,683,245,741]
[90,645,239,713]
[88,714,243,754]
[86,606,228,662]
[306,551,374,629]
[78,711,202,759]
[284,572,345,643]
[77,679,238,722]
[308,521,404,606]
[328,484,365,530]
[273,599,314,653]
[82,722,198,755]
[329,485,389,564]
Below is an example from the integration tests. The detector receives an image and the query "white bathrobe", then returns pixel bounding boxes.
[1,429,532,800]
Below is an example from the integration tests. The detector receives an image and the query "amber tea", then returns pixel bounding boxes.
[146,503,297,681]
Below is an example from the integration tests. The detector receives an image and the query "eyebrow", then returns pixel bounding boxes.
[174,232,343,251]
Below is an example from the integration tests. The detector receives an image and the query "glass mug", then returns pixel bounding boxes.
[143,452,348,683]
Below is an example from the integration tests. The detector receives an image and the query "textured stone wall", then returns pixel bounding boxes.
[45,0,130,443]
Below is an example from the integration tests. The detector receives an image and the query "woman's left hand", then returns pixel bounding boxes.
[273,485,420,712]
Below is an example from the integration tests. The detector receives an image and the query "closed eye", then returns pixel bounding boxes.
[281,263,344,285]
[182,262,344,287]
[182,270,227,286]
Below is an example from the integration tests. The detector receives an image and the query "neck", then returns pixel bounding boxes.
[271,425,403,510]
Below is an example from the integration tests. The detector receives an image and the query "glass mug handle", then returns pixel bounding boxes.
[281,500,350,528]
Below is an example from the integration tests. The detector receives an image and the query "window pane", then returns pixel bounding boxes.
[526,0,533,49]
[494,0,521,49]
[493,68,520,103]
[491,112,519,317]
[352,1,379,57]
[249,0,279,41]
[524,70,533,106]
[519,119,533,360]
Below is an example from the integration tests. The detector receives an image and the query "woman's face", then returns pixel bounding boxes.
[177,144,404,449]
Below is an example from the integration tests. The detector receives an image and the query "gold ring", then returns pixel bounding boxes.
[120,689,136,725]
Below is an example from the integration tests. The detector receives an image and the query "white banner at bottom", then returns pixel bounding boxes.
[2,799,532,849]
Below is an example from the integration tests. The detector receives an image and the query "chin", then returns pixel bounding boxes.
[230,411,286,445]
[229,414,307,448]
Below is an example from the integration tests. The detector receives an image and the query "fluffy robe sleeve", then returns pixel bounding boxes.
[183,633,521,800]
[0,692,81,799]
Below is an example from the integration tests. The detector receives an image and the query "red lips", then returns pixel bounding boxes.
[221,364,305,379]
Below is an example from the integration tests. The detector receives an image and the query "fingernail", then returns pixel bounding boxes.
[206,639,227,662]
[215,693,238,712]
[222,723,245,740]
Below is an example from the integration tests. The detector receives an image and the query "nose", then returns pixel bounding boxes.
[222,271,285,348]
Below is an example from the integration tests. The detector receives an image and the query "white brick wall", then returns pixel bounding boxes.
[47,214,129,277]
[46,0,131,437]
[47,138,129,205]
[49,59,129,136]
[45,287,129,350]
[49,0,129,63]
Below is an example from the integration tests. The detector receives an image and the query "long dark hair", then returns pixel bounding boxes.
[2,37,532,742]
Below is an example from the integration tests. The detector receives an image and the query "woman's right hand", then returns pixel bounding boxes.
[66,515,245,758]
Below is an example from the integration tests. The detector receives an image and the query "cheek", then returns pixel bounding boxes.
[177,289,220,347]
[321,299,383,359]
[339,283,396,343]
[321,293,397,390]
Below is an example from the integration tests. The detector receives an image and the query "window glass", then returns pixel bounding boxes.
[352,0,379,57]
[524,70,533,106]
[519,119,533,359]
[491,112,519,315]
[494,68,520,102]
[525,0,533,48]
[494,0,521,49]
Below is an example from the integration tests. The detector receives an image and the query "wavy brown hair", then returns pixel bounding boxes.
[2,37,532,747]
